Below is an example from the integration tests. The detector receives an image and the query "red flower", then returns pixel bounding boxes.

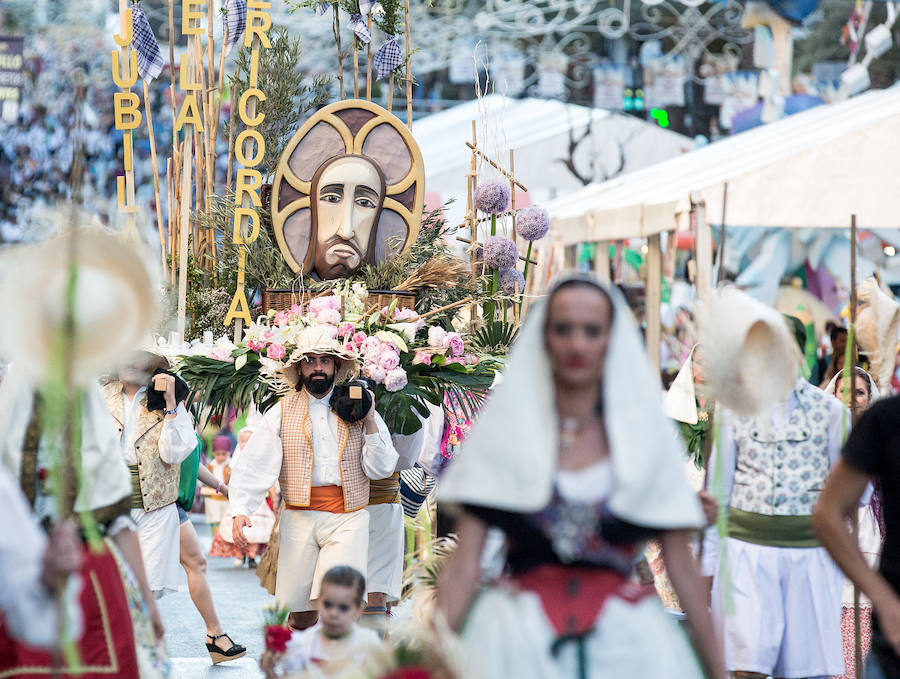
[37,467,48,482]
[264,625,292,654]
[381,668,434,679]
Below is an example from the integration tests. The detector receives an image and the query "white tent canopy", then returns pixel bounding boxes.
[547,86,900,244]
[415,95,692,227]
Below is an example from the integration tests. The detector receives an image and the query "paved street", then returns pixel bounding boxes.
[158,515,272,679]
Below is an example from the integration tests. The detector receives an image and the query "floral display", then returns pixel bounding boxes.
[473,179,511,215]
[177,285,501,435]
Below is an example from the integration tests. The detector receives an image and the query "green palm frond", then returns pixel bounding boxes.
[471,320,519,354]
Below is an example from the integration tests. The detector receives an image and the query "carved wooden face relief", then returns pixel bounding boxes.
[271,100,425,280]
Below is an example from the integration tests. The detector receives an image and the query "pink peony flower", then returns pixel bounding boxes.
[515,206,550,242]
[446,333,465,357]
[352,331,368,346]
[316,308,342,326]
[266,344,286,360]
[321,324,339,339]
[361,337,381,355]
[428,326,447,348]
[474,179,511,215]
[369,365,387,384]
[384,368,408,392]
[308,296,341,313]
[274,311,289,327]
[338,322,355,338]
[379,351,400,371]
[483,236,518,270]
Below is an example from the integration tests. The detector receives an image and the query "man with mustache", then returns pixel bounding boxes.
[228,327,398,631]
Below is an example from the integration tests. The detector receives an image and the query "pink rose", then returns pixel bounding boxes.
[338,322,355,338]
[395,307,418,321]
[344,342,358,354]
[379,351,400,371]
[352,331,368,346]
[369,366,386,384]
[384,368,408,392]
[266,344,286,360]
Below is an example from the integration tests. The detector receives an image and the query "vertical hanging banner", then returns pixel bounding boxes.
[0,36,24,123]
[225,0,272,326]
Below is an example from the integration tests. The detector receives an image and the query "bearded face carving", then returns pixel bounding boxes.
[271,100,425,280]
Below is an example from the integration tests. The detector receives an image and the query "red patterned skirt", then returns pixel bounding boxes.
[0,546,140,679]
[831,605,873,679]
[208,531,264,559]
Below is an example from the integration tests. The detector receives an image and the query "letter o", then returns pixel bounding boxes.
[235,129,265,168]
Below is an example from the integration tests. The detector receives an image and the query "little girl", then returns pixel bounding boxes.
[202,436,232,537]
[277,566,382,675]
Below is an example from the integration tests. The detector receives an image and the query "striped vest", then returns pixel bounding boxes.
[280,390,369,512]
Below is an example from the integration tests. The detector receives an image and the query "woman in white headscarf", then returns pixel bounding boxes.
[436,274,723,679]
[824,367,883,679]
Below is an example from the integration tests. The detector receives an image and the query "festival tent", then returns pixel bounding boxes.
[547,85,900,243]
[415,95,693,227]
[543,85,900,368]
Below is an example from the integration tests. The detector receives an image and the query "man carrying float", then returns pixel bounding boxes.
[228,326,399,631]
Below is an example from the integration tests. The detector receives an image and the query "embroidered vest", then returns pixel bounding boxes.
[280,390,368,512]
[729,382,833,517]
[103,382,180,512]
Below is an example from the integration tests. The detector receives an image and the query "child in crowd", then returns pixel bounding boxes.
[202,436,232,538]
[277,566,382,675]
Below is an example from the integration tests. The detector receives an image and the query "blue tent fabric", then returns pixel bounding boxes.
[762,0,818,23]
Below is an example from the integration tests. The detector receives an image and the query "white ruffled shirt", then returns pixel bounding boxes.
[229,389,398,518]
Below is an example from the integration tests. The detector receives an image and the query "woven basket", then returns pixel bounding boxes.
[262,288,417,315]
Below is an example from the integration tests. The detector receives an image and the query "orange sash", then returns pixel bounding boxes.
[286,485,346,513]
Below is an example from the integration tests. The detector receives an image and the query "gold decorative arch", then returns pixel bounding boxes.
[271,99,425,277]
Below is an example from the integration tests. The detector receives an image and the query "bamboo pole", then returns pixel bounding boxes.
[404,0,412,129]
[465,142,527,190]
[334,8,345,99]
[178,133,193,341]
[226,75,237,195]
[366,14,373,101]
[168,0,177,150]
[509,149,517,243]
[166,157,175,286]
[142,79,168,278]
[387,73,394,111]
[353,37,359,98]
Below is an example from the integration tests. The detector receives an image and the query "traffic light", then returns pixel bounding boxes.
[650,107,669,127]
[633,88,644,112]
[624,88,634,111]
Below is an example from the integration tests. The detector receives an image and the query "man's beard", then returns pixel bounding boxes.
[302,371,335,396]
[316,236,365,279]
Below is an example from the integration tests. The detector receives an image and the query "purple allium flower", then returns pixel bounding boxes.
[474,180,511,215]
[483,236,518,270]
[498,267,526,295]
[515,206,550,242]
